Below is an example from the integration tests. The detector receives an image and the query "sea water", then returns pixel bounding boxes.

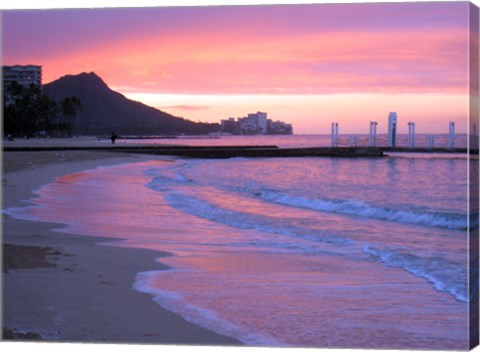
[123,133,470,149]
[4,138,475,349]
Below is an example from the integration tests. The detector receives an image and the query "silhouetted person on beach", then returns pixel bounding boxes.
[111,131,118,144]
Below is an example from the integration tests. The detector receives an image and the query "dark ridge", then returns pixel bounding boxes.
[43,72,219,136]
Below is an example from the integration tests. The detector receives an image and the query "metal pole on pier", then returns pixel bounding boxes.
[388,112,398,147]
[407,122,415,148]
[335,123,339,147]
[408,122,411,147]
[331,122,335,147]
[369,121,377,147]
[448,121,455,149]
[412,122,415,148]
[331,122,339,147]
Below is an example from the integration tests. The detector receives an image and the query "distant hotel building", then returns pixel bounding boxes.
[220,111,293,135]
[3,65,42,105]
[3,65,42,88]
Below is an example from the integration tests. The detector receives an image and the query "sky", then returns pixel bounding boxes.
[1,0,477,133]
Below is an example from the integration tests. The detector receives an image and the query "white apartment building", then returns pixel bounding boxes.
[3,65,42,105]
[247,112,268,134]
[3,65,42,89]
[220,111,293,135]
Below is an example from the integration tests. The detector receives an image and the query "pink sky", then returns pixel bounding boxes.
[2,2,476,133]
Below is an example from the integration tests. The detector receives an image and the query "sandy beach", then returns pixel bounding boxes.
[1,147,242,346]
[1,140,474,351]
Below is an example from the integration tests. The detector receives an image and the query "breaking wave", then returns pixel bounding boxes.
[258,191,470,230]
[364,245,468,303]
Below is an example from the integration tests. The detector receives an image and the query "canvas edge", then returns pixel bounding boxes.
[469,1,480,350]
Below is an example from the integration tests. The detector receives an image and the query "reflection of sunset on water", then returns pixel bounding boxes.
[7,154,470,349]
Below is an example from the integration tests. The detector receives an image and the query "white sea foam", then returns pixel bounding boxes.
[162,192,352,248]
[364,245,468,303]
[146,162,471,232]
[133,270,285,346]
[3,205,37,221]
[258,191,469,230]
[147,169,471,305]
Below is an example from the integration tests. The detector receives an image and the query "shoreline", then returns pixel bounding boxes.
[1,150,242,345]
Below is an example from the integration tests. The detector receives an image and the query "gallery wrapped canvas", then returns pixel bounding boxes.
[1,1,479,351]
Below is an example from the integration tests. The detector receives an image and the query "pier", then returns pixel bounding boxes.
[2,144,383,158]
[3,144,477,159]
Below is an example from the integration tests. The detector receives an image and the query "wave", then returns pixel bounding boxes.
[162,192,352,249]
[364,245,468,303]
[134,270,284,346]
[146,167,470,304]
[258,191,470,230]
[159,190,470,304]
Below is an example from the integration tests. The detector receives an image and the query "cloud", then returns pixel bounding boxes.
[159,105,211,111]
[2,2,470,95]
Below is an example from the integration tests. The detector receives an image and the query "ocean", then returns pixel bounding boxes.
[5,134,476,349]
[122,133,471,149]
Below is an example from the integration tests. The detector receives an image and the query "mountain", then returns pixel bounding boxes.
[43,72,219,136]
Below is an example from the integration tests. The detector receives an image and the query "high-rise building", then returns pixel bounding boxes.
[256,112,268,134]
[220,117,237,134]
[3,65,42,106]
[3,65,42,90]
[244,112,268,134]
[220,111,292,135]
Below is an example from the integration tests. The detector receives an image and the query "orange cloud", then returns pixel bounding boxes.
[3,3,471,133]
[37,20,468,97]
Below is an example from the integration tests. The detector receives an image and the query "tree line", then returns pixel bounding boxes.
[3,82,83,138]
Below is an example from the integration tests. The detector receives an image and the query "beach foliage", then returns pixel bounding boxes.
[3,82,83,138]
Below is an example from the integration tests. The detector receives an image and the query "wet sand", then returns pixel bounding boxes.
[2,149,241,346]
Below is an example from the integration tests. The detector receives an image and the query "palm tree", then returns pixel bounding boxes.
[3,81,83,138]
[58,97,83,136]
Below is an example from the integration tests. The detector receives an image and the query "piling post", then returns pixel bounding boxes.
[331,122,339,147]
[335,123,339,147]
[369,121,377,147]
[412,122,415,148]
[388,112,398,147]
[407,122,415,148]
[369,123,372,146]
[331,122,336,147]
[448,121,455,149]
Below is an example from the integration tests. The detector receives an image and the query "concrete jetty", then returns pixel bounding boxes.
[3,144,385,158]
[381,147,477,154]
[4,142,477,159]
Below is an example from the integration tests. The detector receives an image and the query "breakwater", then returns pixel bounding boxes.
[4,144,478,158]
[3,145,385,158]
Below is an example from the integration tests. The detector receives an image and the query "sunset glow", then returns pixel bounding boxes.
[2,1,474,133]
